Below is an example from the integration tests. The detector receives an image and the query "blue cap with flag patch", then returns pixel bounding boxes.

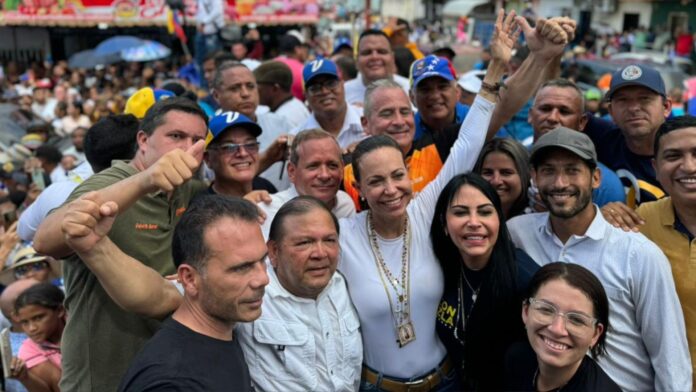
[206,111,262,147]
[124,87,175,119]
[302,58,339,88]
[410,55,457,89]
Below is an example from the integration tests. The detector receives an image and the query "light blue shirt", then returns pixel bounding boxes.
[507,208,692,392]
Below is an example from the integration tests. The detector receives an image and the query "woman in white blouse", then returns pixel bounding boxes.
[337,10,515,391]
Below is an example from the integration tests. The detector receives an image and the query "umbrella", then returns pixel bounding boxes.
[68,49,121,69]
[120,40,171,62]
[95,35,144,56]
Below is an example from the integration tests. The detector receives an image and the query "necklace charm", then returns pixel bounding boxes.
[471,292,477,301]
[397,321,416,347]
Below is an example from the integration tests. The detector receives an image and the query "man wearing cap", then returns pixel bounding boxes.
[507,127,691,391]
[332,37,353,58]
[457,70,484,106]
[584,63,672,207]
[212,61,290,190]
[291,59,366,150]
[274,34,307,102]
[254,61,310,129]
[527,78,625,207]
[33,97,209,391]
[343,30,411,106]
[412,16,577,141]
[204,111,277,197]
[258,129,355,237]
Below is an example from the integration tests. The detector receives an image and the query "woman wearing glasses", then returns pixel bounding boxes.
[203,111,277,198]
[338,10,517,391]
[431,173,538,390]
[504,262,620,391]
[0,246,61,287]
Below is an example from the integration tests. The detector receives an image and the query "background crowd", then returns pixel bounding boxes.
[0,5,694,392]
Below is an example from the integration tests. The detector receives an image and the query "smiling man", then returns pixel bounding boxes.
[291,59,366,149]
[238,196,362,391]
[343,30,411,106]
[258,129,355,237]
[636,115,696,387]
[583,64,672,207]
[203,111,277,197]
[507,127,691,391]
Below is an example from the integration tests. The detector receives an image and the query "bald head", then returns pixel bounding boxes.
[0,278,40,322]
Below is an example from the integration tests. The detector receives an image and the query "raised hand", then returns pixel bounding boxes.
[518,16,571,61]
[490,9,520,65]
[142,139,205,193]
[62,191,119,254]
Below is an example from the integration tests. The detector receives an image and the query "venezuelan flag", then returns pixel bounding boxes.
[167,8,187,43]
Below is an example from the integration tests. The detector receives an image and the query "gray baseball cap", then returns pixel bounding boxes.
[530,127,597,165]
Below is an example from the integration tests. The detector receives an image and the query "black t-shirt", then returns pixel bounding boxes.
[584,115,665,206]
[119,318,252,392]
[504,341,621,392]
[435,248,539,390]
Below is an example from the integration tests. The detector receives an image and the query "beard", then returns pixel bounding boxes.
[540,186,593,219]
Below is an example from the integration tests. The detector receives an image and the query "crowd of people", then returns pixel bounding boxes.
[0,7,694,392]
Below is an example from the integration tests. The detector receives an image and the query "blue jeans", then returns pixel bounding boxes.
[194,32,220,87]
[359,361,459,391]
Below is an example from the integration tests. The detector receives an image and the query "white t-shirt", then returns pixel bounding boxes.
[291,104,366,150]
[343,73,410,106]
[338,96,493,377]
[275,98,310,130]
[257,111,292,191]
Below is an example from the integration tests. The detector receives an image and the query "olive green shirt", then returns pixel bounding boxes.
[58,161,206,392]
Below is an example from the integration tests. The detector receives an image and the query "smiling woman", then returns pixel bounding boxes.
[431,173,539,390]
[336,9,518,391]
[503,262,620,391]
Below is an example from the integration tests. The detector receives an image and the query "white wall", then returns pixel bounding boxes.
[381,0,425,22]
[594,0,652,32]
[537,0,576,20]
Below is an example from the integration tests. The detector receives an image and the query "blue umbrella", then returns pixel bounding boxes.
[120,40,172,62]
[68,49,121,69]
[95,36,144,56]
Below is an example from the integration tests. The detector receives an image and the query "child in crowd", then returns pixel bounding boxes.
[10,283,65,392]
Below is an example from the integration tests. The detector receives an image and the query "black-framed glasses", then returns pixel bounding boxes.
[14,261,49,279]
[527,298,597,336]
[307,79,340,95]
[211,142,260,155]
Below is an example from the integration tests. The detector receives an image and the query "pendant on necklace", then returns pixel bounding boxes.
[398,294,404,302]
[472,293,477,302]
[397,321,416,347]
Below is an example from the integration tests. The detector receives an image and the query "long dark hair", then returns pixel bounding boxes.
[430,172,522,389]
[431,172,518,295]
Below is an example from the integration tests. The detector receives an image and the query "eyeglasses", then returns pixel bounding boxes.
[307,79,340,95]
[211,142,260,155]
[527,298,597,336]
[14,261,49,279]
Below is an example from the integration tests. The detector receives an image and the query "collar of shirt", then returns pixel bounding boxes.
[541,204,606,243]
[306,104,364,140]
[668,203,695,240]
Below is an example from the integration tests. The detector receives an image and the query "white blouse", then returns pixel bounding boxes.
[338,96,495,377]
